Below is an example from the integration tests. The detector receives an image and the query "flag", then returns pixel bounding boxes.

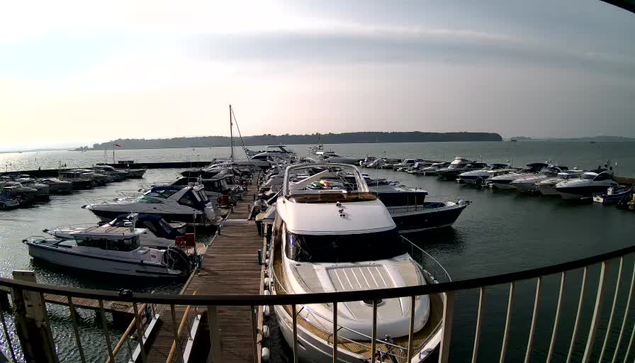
[114,144,122,147]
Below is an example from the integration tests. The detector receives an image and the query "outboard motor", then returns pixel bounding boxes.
[163,247,194,275]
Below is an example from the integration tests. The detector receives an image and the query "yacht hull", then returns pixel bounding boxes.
[88,208,206,224]
[388,202,467,234]
[26,243,183,278]
[556,186,616,200]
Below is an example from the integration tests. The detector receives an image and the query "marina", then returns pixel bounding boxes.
[0,140,635,362]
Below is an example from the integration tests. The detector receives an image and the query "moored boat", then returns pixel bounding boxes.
[555,169,619,200]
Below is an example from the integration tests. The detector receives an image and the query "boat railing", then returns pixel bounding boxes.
[3,234,635,362]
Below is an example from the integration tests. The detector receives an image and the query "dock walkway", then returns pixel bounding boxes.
[146,184,263,363]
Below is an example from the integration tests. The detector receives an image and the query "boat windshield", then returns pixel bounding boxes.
[285,228,407,263]
[75,236,140,251]
[582,173,596,180]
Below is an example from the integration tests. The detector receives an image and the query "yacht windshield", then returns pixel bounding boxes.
[285,228,407,263]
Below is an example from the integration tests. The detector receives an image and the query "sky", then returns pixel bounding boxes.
[1,0,635,151]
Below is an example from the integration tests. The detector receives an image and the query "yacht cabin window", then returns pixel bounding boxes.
[285,228,407,263]
[75,237,140,251]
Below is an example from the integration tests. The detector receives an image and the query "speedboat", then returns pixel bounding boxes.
[84,185,217,224]
[536,170,584,196]
[593,187,633,205]
[94,165,128,181]
[270,163,447,362]
[372,184,469,233]
[0,194,20,210]
[15,177,50,200]
[510,166,568,194]
[555,170,619,200]
[406,161,434,174]
[458,163,511,185]
[45,213,186,249]
[488,163,549,190]
[437,158,486,181]
[316,150,362,165]
[392,158,421,171]
[0,181,38,204]
[38,178,73,194]
[59,170,95,189]
[23,227,194,278]
[417,162,450,176]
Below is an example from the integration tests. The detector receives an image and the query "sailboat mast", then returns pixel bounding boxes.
[229,104,234,162]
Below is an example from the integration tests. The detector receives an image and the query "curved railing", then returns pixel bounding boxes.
[1,241,635,362]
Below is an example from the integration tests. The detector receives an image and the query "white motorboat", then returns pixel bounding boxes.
[536,170,584,196]
[23,227,194,278]
[488,163,549,190]
[15,177,50,200]
[555,169,619,200]
[510,166,568,193]
[458,163,511,185]
[94,165,128,181]
[392,158,421,171]
[270,163,447,362]
[437,158,486,181]
[0,181,38,204]
[84,185,217,224]
[45,213,186,249]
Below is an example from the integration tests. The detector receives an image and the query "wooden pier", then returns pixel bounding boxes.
[146,183,264,363]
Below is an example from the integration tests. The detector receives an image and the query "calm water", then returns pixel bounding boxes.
[1,141,635,362]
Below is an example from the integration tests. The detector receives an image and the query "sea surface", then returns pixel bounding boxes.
[1,141,635,362]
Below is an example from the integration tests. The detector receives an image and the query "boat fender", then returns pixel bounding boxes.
[263,306,271,317]
[264,289,270,296]
[119,289,133,298]
[81,205,88,209]
[264,277,270,288]
[262,325,270,338]
[261,347,270,361]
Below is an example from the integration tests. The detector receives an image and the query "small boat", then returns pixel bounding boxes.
[488,163,549,190]
[536,170,585,196]
[0,194,20,210]
[458,163,511,185]
[15,177,50,200]
[45,213,186,249]
[555,169,619,200]
[372,184,469,233]
[38,177,73,194]
[270,163,447,362]
[0,181,38,204]
[23,228,194,278]
[84,185,217,224]
[406,161,434,174]
[392,158,422,171]
[593,186,633,205]
[94,165,128,181]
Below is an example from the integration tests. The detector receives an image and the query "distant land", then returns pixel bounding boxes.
[86,132,503,150]
[508,136,635,142]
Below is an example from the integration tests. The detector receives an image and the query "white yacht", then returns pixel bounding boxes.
[84,185,217,224]
[417,162,451,176]
[15,177,50,200]
[510,166,568,193]
[24,228,194,278]
[38,178,73,194]
[94,165,128,181]
[59,170,95,189]
[270,163,446,362]
[488,163,549,190]
[555,170,619,200]
[536,170,584,196]
[458,163,511,185]
[45,213,186,249]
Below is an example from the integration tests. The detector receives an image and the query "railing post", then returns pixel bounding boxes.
[332,302,338,363]
[524,277,542,363]
[567,266,589,362]
[439,291,455,363]
[206,305,222,363]
[292,304,299,363]
[582,261,610,363]
[10,270,58,363]
[599,257,622,362]
[500,282,516,363]
[612,261,635,363]
[471,287,485,363]
[407,295,416,362]
[547,272,567,363]
[371,300,378,362]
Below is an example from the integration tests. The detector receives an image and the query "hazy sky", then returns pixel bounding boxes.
[1,0,635,150]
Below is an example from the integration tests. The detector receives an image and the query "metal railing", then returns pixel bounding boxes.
[1,240,635,362]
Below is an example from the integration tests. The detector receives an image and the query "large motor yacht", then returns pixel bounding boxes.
[488,163,549,190]
[436,158,486,181]
[84,185,217,224]
[555,169,619,200]
[458,163,511,185]
[510,166,568,193]
[270,163,446,362]
[536,170,584,196]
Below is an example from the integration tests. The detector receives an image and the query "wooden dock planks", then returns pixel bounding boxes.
[147,184,263,363]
